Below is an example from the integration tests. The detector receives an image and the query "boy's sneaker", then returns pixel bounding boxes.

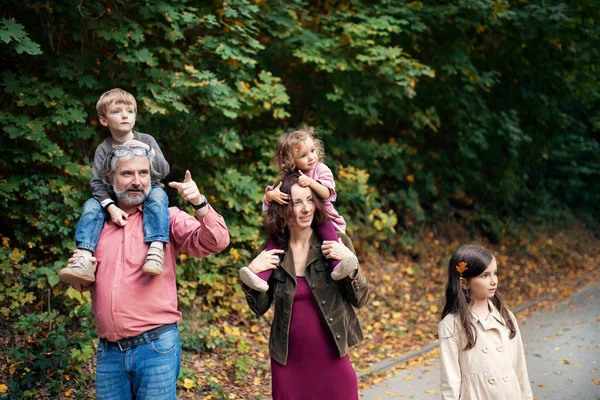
[142,247,164,275]
[331,254,359,281]
[59,256,96,286]
[239,267,269,292]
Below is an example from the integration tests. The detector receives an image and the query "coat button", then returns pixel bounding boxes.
[321,300,326,305]
[488,377,496,384]
[311,284,315,289]
[496,345,503,352]
[482,346,489,353]
[328,317,333,322]
[502,375,509,382]
[336,334,341,340]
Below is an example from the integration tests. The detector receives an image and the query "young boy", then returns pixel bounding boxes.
[58,88,171,286]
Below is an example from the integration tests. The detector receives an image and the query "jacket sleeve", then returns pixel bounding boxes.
[143,134,170,180]
[91,141,112,202]
[509,311,533,400]
[337,233,369,308]
[439,316,461,399]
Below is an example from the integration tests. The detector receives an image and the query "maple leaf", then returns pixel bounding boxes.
[456,261,468,276]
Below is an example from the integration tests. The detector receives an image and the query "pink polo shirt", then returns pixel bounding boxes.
[263,162,347,233]
[75,205,229,342]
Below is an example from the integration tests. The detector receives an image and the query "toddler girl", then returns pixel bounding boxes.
[240,126,350,291]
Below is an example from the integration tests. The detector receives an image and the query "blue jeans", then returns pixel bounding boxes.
[95,326,181,400]
[75,186,170,252]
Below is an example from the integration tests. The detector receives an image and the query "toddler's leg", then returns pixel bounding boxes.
[239,238,281,292]
[141,187,169,275]
[317,221,358,280]
[59,198,104,286]
[316,221,341,270]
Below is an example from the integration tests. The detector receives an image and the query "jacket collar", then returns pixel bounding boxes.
[279,232,323,281]
[470,300,505,326]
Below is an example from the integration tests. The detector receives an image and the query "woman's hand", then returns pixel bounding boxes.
[248,249,285,273]
[321,238,354,261]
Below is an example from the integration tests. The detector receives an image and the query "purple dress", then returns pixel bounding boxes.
[271,276,358,400]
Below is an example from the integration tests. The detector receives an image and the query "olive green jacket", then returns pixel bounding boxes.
[242,232,370,365]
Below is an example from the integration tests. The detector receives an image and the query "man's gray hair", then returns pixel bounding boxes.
[101,144,162,186]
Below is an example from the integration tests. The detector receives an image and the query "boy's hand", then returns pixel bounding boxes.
[122,139,150,150]
[267,182,289,205]
[298,171,313,187]
[107,204,128,227]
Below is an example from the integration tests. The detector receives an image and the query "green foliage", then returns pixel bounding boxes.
[0,0,598,396]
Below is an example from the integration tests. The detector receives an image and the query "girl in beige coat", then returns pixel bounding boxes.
[438,245,533,400]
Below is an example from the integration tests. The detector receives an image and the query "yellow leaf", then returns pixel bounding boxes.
[65,388,73,397]
[405,375,414,381]
[430,305,439,313]
[183,378,195,389]
[0,384,7,394]
[425,388,436,393]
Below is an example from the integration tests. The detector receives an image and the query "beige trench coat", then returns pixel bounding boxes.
[438,302,533,400]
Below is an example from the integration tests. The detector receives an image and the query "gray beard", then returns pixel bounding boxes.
[113,185,150,207]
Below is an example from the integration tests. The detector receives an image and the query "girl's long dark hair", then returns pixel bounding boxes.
[440,244,516,350]
[263,172,328,245]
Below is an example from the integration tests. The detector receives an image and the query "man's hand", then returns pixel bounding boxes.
[107,204,128,227]
[298,171,313,188]
[169,170,206,213]
[266,182,290,205]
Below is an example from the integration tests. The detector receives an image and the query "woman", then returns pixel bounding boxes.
[240,173,370,400]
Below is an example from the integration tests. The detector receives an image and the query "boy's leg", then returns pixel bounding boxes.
[141,187,169,275]
[239,238,280,292]
[59,198,104,285]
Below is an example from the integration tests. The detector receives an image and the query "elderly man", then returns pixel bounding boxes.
[65,143,229,399]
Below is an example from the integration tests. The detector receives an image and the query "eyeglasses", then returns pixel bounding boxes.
[111,147,152,158]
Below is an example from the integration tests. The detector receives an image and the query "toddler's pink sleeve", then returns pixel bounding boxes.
[262,184,275,211]
[313,164,337,202]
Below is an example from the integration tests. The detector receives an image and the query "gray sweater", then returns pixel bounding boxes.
[91,131,170,203]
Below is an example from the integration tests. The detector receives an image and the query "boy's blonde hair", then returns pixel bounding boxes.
[274,125,325,174]
[96,88,137,118]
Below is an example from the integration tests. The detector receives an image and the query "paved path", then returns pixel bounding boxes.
[361,277,600,399]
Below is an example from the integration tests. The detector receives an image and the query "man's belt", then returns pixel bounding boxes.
[103,323,177,352]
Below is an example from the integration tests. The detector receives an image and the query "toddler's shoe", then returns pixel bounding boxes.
[331,254,359,281]
[142,247,164,275]
[59,256,96,286]
[239,267,269,292]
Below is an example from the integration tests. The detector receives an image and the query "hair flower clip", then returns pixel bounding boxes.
[456,262,468,277]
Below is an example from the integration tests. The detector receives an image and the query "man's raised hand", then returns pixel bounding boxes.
[169,170,201,205]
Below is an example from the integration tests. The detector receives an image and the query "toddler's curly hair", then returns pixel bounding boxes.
[274,125,325,174]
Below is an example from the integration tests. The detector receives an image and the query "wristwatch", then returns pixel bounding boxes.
[191,194,208,210]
